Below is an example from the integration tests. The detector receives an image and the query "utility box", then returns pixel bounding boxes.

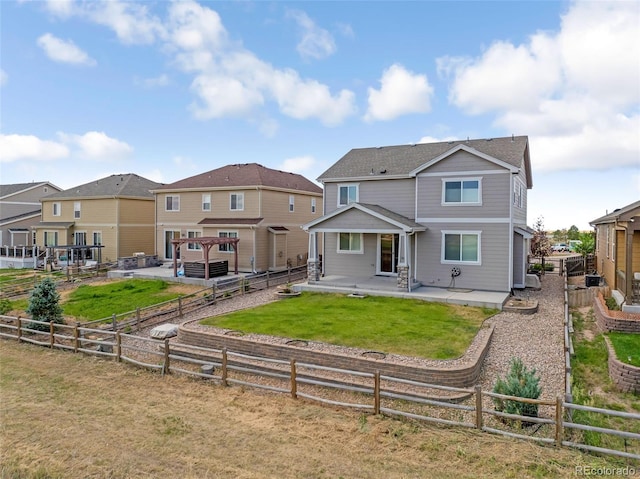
[585,274,601,287]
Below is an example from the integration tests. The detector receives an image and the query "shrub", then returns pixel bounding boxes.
[0,299,12,315]
[528,263,554,273]
[605,297,620,311]
[492,358,542,426]
[26,277,64,331]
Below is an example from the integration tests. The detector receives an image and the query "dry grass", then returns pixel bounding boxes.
[0,340,629,479]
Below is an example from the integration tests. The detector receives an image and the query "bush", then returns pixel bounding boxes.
[528,263,554,273]
[26,277,64,331]
[493,358,542,426]
[0,298,12,315]
[605,297,620,311]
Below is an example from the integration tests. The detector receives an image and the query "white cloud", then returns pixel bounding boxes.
[135,74,170,88]
[57,131,133,160]
[287,9,336,61]
[37,33,96,66]
[44,0,75,18]
[364,64,434,122]
[0,69,7,86]
[279,155,316,174]
[0,134,69,162]
[439,0,639,172]
[418,135,459,144]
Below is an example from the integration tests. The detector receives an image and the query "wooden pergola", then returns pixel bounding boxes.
[170,236,240,279]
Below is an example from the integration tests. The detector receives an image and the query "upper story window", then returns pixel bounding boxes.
[338,184,358,207]
[311,198,316,213]
[52,202,61,216]
[230,193,244,211]
[442,231,481,264]
[74,201,81,219]
[187,231,202,250]
[165,195,180,212]
[289,195,295,212]
[202,194,211,212]
[442,178,481,205]
[513,179,524,208]
[337,232,363,254]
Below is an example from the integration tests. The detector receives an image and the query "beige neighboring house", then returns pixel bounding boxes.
[590,200,640,309]
[152,163,323,273]
[34,174,162,264]
[0,182,63,268]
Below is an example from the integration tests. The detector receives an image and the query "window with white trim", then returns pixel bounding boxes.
[230,193,244,211]
[187,231,202,250]
[92,231,102,246]
[338,184,358,207]
[218,231,237,252]
[165,195,180,211]
[513,179,524,208]
[75,231,87,246]
[74,201,81,219]
[442,179,480,205]
[337,233,363,254]
[311,198,316,213]
[52,202,61,216]
[202,194,211,212]
[289,195,295,212]
[442,231,480,264]
[44,231,58,247]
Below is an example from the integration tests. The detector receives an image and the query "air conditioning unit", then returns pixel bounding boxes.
[133,252,145,257]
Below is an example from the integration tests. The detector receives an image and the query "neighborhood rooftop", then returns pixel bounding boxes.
[318,135,530,184]
[43,174,162,199]
[154,163,323,194]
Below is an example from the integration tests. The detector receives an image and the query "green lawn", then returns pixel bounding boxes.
[608,332,640,367]
[62,279,185,321]
[200,293,497,359]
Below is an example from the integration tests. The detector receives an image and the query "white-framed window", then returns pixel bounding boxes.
[338,184,358,207]
[311,198,316,213]
[337,232,363,254]
[202,194,211,212]
[74,201,81,219]
[289,195,295,212]
[230,193,244,211]
[52,202,61,216]
[187,231,202,250]
[165,195,180,211]
[75,231,87,246]
[218,231,238,252]
[92,231,102,246]
[442,178,481,205]
[44,231,58,247]
[513,179,524,208]
[442,231,481,264]
[32,231,37,246]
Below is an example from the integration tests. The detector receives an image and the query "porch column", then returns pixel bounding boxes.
[397,233,410,291]
[307,231,319,282]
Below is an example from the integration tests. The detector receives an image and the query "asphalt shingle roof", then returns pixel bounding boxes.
[154,163,322,194]
[43,174,162,199]
[318,136,530,183]
[0,182,56,199]
[590,200,640,225]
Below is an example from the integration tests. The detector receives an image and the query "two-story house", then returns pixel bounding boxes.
[590,200,640,309]
[304,136,532,293]
[0,181,62,267]
[152,163,323,273]
[34,174,162,264]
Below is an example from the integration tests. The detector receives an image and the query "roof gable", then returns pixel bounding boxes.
[0,181,61,199]
[409,143,520,176]
[303,202,425,232]
[43,174,161,200]
[590,200,640,225]
[155,163,322,194]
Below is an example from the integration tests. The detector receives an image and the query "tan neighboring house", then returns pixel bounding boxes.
[0,182,62,267]
[152,163,323,273]
[34,174,162,264]
[590,200,640,309]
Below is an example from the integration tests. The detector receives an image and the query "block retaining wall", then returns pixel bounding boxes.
[176,324,494,388]
[604,337,640,394]
[594,293,640,333]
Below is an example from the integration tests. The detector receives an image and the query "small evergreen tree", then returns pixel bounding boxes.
[26,277,63,331]
[493,358,542,426]
[530,216,552,273]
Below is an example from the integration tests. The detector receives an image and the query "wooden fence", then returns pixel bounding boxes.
[1,316,638,461]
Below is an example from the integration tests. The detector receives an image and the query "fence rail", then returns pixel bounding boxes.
[1,316,638,460]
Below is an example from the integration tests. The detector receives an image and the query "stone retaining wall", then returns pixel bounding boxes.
[594,293,640,333]
[604,337,640,394]
[176,324,494,387]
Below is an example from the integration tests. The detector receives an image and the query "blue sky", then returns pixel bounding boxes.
[1,0,638,231]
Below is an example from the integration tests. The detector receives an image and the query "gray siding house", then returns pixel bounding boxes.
[303,136,533,293]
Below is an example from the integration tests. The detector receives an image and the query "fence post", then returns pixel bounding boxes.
[266,270,270,288]
[112,314,117,331]
[374,371,381,415]
[16,317,22,343]
[212,284,217,304]
[475,385,483,430]
[73,323,79,353]
[49,321,54,348]
[163,339,170,375]
[178,296,183,318]
[221,347,228,386]
[116,332,121,362]
[290,359,297,399]
[136,308,141,331]
[287,267,291,284]
[555,397,564,447]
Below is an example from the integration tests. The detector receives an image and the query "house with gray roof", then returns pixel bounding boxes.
[303,136,533,294]
[0,181,62,267]
[34,174,162,264]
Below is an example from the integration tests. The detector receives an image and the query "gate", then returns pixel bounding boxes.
[565,255,585,277]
